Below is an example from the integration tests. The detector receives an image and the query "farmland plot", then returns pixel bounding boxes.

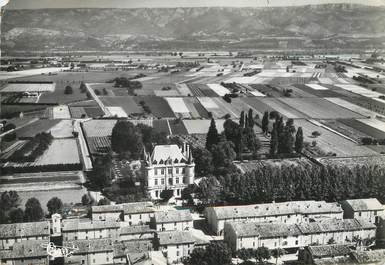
[207,84,230,96]
[294,119,377,157]
[35,139,80,165]
[278,98,365,119]
[165,97,191,118]
[324,97,381,118]
[293,84,343,97]
[198,97,237,119]
[183,119,227,134]
[100,96,143,115]
[82,119,118,137]
[335,84,384,98]
[134,96,175,118]
[15,119,61,138]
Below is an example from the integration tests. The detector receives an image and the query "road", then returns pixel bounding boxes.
[85,83,111,117]
[74,119,93,171]
[0,67,70,81]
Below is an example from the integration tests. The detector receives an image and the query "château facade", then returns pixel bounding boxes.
[144,144,195,200]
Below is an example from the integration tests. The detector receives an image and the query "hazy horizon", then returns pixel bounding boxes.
[6,0,385,9]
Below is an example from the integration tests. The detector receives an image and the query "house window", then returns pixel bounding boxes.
[93,259,95,263]
[155,179,158,185]
[140,214,142,220]
[161,169,165,175]
[176,178,179,184]
[183,177,187,184]
[155,191,159,198]
[155,169,158,175]
[177,251,180,256]
[359,212,362,217]
[182,168,185,173]
[106,257,109,262]
[176,168,179,174]
[169,178,173,185]
[168,168,172,174]
[295,240,298,245]
[161,179,165,185]
[82,260,85,265]
[177,189,180,196]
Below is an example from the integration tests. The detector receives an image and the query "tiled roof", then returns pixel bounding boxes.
[308,244,353,258]
[64,238,114,254]
[352,249,385,263]
[154,210,193,224]
[297,219,375,234]
[158,231,196,245]
[229,222,301,238]
[342,198,383,211]
[113,241,153,258]
[62,219,120,232]
[92,201,154,214]
[208,200,342,220]
[0,221,50,239]
[119,225,154,235]
[0,240,48,260]
[229,219,376,238]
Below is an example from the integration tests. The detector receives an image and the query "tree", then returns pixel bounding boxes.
[192,147,213,177]
[97,198,110,206]
[239,111,245,128]
[262,111,269,134]
[270,124,278,156]
[3,132,16,142]
[211,140,236,169]
[47,197,63,216]
[184,242,232,265]
[9,208,24,223]
[81,194,92,206]
[295,127,304,154]
[248,109,255,128]
[111,121,143,159]
[4,123,16,132]
[94,89,101,95]
[255,247,271,264]
[64,85,73,94]
[0,191,20,210]
[24,198,44,222]
[312,131,321,138]
[160,189,174,202]
[272,248,286,265]
[206,118,220,151]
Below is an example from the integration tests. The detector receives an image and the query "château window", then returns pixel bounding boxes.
[155,169,158,175]
[168,168,172,174]
[161,169,165,175]
[155,179,158,185]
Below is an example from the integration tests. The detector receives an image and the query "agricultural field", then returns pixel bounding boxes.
[277,98,365,119]
[182,119,227,134]
[133,96,175,118]
[334,84,384,98]
[241,97,306,119]
[293,84,346,97]
[171,134,207,148]
[324,97,382,118]
[294,119,377,157]
[87,136,111,154]
[339,119,385,139]
[320,120,371,143]
[187,84,218,97]
[82,119,118,137]
[100,96,144,117]
[35,139,80,165]
[197,97,238,119]
[12,119,61,139]
[318,155,385,169]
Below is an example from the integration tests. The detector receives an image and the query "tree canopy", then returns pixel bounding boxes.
[184,242,232,265]
[24,198,44,222]
[47,197,63,216]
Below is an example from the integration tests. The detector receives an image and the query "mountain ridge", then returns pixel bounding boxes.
[2,4,385,53]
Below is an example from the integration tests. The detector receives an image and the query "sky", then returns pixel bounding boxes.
[6,0,385,9]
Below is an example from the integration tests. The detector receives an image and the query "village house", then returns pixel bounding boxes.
[61,219,120,241]
[91,201,155,225]
[0,221,50,250]
[64,238,114,265]
[127,251,167,265]
[205,200,343,235]
[0,240,49,265]
[341,198,384,224]
[224,218,376,252]
[113,240,153,264]
[144,144,195,200]
[298,244,354,265]
[153,210,193,232]
[119,225,155,242]
[156,231,198,264]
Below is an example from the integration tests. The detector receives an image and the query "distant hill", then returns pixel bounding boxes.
[2,4,385,53]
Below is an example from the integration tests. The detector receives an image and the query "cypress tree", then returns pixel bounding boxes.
[206,118,220,151]
[239,111,245,128]
[270,123,278,156]
[295,127,304,154]
[248,109,254,128]
[262,111,269,134]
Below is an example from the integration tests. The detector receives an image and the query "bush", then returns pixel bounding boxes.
[64,86,73,95]
[94,89,101,95]
[3,132,16,142]
[361,137,373,145]
[312,131,321,137]
[4,123,16,132]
